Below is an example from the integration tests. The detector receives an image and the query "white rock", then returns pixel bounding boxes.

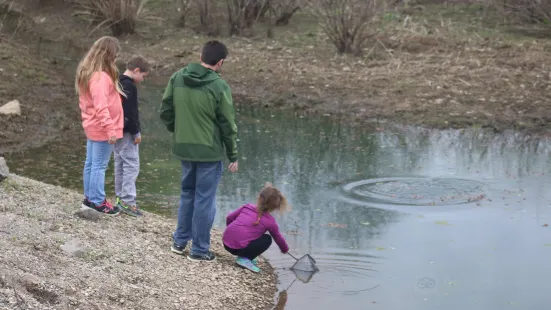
[0,157,9,181]
[61,238,87,257]
[74,207,100,222]
[0,100,21,116]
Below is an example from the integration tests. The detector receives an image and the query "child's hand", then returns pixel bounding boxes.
[108,136,117,144]
[134,136,142,145]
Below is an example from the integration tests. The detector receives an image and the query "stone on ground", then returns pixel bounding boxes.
[0,157,9,182]
[0,100,21,116]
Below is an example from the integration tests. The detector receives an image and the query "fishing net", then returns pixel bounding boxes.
[290,254,319,273]
[292,269,317,283]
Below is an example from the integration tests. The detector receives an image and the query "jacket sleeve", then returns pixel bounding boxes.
[160,74,176,133]
[267,221,289,253]
[121,79,141,136]
[90,73,115,138]
[226,206,244,226]
[216,85,238,162]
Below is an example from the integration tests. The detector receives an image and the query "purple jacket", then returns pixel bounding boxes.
[223,203,289,253]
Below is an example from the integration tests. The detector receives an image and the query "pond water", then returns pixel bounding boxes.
[6,84,551,310]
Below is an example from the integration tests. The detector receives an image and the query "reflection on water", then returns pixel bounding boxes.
[6,86,551,310]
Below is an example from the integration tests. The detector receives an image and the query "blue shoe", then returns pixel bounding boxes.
[236,257,260,273]
[252,258,258,266]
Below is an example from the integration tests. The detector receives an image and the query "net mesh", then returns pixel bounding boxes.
[290,254,319,272]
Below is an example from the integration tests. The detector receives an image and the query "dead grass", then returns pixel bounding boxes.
[70,0,149,36]
[125,3,551,131]
[3,0,551,156]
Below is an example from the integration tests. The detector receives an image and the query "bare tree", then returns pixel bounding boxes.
[269,0,301,26]
[71,0,148,37]
[226,0,269,35]
[490,0,551,25]
[307,0,389,55]
[178,0,193,28]
[193,0,220,35]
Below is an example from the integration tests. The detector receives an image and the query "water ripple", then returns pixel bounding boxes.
[342,177,486,206]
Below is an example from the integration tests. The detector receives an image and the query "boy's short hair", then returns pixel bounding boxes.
[201,41,228,66]
[126,55,150,73]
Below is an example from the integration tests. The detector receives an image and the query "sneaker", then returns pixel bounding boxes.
[117,199,143,217]
[252,258,259,266]
[171,241,187,255]
[89,200,120,216]
[187,251,216,262]
[236,257,260,273]
[81,198,91,208]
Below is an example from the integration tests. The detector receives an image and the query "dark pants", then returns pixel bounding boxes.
[224,234,273,260]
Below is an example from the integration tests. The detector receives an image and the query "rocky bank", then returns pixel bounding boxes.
[0,159,277,310]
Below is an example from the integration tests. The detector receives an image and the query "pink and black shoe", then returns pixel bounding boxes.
[88,200,120,216]
[82,197,91,208]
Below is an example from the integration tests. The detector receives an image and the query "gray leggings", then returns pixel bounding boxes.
[114,133,140,205]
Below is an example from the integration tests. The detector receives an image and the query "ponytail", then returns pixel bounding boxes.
[254,191,266,225]
[253,210,263,225]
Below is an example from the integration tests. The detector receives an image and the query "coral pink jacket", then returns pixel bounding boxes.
[79,72,123,141]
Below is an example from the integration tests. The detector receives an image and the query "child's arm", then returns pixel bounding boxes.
[160,73,176,133]
[90,73,116,139]
[226,206,244,226]
[268,222,289,254]
[120,79,140,138]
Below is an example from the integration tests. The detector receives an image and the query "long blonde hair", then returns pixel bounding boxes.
[253,183,291,225]
[75,36,125,97]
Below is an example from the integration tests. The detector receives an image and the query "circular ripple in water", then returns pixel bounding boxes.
[342,177,486,206]
[271,251,381,297]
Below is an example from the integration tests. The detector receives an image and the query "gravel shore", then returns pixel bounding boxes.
[0,173,277,310]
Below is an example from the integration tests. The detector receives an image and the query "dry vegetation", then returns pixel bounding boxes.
[70,0,149,36]
[307,0,388,55]
[488,0,551,24]
[225,0,268,35]
[2,0,551,154]
[129,0,551,130]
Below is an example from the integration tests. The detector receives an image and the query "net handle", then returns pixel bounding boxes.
[287,252,299,261]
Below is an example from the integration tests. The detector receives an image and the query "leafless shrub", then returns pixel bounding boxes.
[488,0,551,25]
[193,0,220,35]
[0,0,31,38]
[268,0,301,26]
[226,0,269,35]
[177,0,193,28]
[307,0,390,55]
[71,0,148,36]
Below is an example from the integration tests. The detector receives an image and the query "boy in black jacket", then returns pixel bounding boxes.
[114,55,150,216]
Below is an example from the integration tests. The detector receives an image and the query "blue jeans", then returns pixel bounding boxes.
[173,161,223,255]
[83,140,113,205]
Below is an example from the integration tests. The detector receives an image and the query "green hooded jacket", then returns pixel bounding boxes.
[160,63,238,162]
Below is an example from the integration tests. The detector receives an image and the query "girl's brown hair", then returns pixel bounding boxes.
[253,183,290,225]
[75,36,125,97]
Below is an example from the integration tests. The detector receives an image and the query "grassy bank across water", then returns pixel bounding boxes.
[3,2,551,156]
[0,172,277,310]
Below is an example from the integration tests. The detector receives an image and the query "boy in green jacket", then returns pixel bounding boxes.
[160,40,238,262]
